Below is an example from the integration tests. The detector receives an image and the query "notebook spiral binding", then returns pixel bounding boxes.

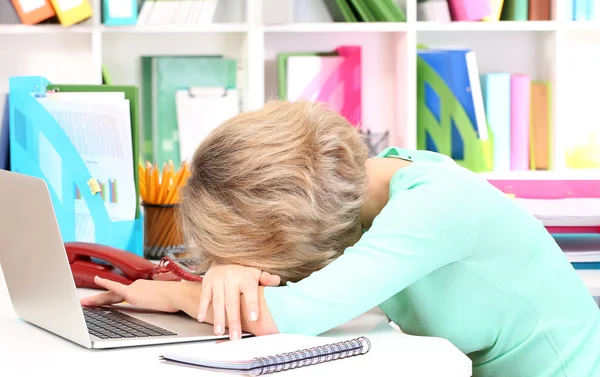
[249,337,371,376]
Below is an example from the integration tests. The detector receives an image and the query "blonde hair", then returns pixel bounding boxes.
[179,101,369,284]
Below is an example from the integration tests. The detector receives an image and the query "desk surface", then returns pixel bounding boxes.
[0,266,472,377]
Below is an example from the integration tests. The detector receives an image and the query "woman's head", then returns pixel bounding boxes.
[179,101,369,283]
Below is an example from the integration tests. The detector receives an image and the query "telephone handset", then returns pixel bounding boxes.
[65,242,203,290]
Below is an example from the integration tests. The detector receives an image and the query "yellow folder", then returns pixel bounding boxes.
[483,0,504,21]
[49,0,93,26]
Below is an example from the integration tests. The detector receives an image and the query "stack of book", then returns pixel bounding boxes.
[417,0,551,22]
[416,48,552,173]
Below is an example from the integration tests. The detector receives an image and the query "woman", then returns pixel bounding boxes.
[82,101,600,376]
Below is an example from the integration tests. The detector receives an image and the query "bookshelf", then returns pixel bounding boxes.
[1,0,599,178]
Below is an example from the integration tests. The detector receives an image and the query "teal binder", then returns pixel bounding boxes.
[8,76,143,256]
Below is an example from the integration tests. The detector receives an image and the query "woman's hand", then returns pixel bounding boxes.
[198,264,280,341]
[80,276,180,313]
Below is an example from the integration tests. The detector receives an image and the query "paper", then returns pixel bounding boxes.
[175,88,239,163]
[18,0,46,13]
[37,96,137,242]
[515,197,600,226]
[108,0,133,18]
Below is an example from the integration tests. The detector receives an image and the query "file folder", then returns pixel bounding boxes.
[48,0,93,26]
[10,0,56,25]
[8,76,143,256]
[102,0,138,26]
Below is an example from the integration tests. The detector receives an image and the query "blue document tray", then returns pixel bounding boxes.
[8,76,143,256]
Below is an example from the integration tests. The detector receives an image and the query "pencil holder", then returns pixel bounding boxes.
[142,202,185,260]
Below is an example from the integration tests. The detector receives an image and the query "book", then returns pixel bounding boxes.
[501,0,529,20]
[137,0,218,25]
[447,0,493,21]
[515,197,600,227]
[480,73,511,172]
[528,0,551,20]
[160,334,371,375]
[483,0,505,21]
[417,0,451,22]
[509,74,531,171]
[529,81,551,170]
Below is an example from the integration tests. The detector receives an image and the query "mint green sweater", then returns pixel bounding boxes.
[264,147,600,377]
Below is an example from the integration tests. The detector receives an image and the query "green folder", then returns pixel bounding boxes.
[501,0,529,21]
[277,51,339,100]
[45,83,142,217]
[141,56,237,166]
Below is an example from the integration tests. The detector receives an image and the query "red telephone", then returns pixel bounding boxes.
[65,242,203,290]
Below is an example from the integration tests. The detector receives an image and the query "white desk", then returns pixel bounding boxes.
[0,266,472,377]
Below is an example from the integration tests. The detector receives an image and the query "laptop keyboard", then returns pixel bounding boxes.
[83,307,177,339]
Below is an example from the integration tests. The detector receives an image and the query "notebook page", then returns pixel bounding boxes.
[162,334,350,366]
[37,96,136,242]
[514,197,600,226]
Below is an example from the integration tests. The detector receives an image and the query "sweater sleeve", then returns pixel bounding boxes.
[263,169,477,336]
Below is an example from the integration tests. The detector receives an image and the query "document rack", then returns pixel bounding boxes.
[8,76,143,256]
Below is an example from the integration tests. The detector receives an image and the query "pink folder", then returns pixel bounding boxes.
[488,179,600,234]
[295,45,362,127]
[447,0,493,21]
[510,74,531,170]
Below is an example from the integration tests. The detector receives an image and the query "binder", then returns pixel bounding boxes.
[447,0,493,21]
[141,56,238,166]
[102,0,138,26]
[10,0,56,25]
[8,76,143,256]
[48,0,93,26]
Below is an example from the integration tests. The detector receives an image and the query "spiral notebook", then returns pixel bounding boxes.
[160,334,371,375]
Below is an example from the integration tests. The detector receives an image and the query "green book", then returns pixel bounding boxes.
[140,55,237,166]
[45,83,142,217]
[500,0,529,21]
[349,0,376,21]
[334,0,358,22]
[383,0,407,22]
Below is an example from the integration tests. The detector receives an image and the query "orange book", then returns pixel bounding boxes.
[529,82,552,170]
[529,0,551,21]
[11,0,56,25]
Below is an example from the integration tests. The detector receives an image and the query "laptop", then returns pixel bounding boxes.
[0,169,238,349]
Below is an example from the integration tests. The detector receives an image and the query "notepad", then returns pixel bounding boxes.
[515,198,600,227]
[160,334,371,375]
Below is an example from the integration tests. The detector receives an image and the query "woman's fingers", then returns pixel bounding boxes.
[212,281,226,336]
[80,291,123,307]
[197,281,212,322]
[241,280,260,322]
[259,271,281,287]
[225,282,242,341]
[94,276,128,296]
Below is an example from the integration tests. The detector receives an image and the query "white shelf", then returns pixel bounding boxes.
[264,22,409,33]
[416,21,560,32]
[1,0,598,178]
[100,23,249,33]
[0,24,95,34]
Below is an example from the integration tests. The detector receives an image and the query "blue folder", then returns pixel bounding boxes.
[8,76,143,256]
